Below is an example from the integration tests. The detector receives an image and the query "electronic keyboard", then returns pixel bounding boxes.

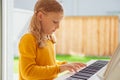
[66,60,108,80]
[56,44,120,80]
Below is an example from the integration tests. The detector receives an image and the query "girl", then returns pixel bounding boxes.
[18,0,86,80]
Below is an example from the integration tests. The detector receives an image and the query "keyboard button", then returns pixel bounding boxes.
[66,60,108,80]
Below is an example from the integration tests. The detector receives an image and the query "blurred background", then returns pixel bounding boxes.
[2,0,120,80]
[13,0,120,57]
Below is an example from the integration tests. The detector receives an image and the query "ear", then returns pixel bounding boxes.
[37,11,43,21]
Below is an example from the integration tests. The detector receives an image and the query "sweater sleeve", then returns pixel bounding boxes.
[19,34,60,80]
[56,60,67,65]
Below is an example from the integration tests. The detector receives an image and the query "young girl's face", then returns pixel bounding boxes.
[38,12,63,35]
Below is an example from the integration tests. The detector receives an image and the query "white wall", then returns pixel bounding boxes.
[62,0,120,16]
[13,8,33,57]
[14,0,37,11]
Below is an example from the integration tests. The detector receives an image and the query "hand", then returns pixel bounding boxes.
[59,62,86,73]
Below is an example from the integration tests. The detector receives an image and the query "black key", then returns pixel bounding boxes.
[66,60,108,80]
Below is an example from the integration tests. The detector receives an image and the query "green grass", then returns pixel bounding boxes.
[56,54,110,63]
[14,57,19,73]
[14,54,110,73]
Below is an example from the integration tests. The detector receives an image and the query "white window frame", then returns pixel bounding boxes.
[2,0,14,80]
[0,0,2,79]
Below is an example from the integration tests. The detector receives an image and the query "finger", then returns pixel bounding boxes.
[73,64,81,69]
[69,65,78,72]
[76,63,86,67]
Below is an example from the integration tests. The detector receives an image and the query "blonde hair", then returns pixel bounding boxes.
[29,0,63,48]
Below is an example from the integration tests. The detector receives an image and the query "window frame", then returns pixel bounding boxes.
[2,0,14,80]
[0,0,2,79]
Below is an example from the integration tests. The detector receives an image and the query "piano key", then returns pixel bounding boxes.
[71,75,88,80]
[66,60,108,80]
[75,72,93,77]
[66,77,85,80]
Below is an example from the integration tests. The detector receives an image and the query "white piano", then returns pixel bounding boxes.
[55,43,120,80]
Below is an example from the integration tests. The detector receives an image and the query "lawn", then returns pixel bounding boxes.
[14,54,110,73]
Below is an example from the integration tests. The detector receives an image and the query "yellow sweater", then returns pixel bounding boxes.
[19,33,66,80]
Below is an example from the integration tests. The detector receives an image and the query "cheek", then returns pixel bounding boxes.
[41,20,54,33]
[42,24,52,33]
[45,22,54,30]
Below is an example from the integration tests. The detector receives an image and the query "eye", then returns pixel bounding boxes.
[53,20,58,24]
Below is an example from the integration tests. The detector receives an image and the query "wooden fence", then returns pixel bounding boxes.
[55,16,119,56]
